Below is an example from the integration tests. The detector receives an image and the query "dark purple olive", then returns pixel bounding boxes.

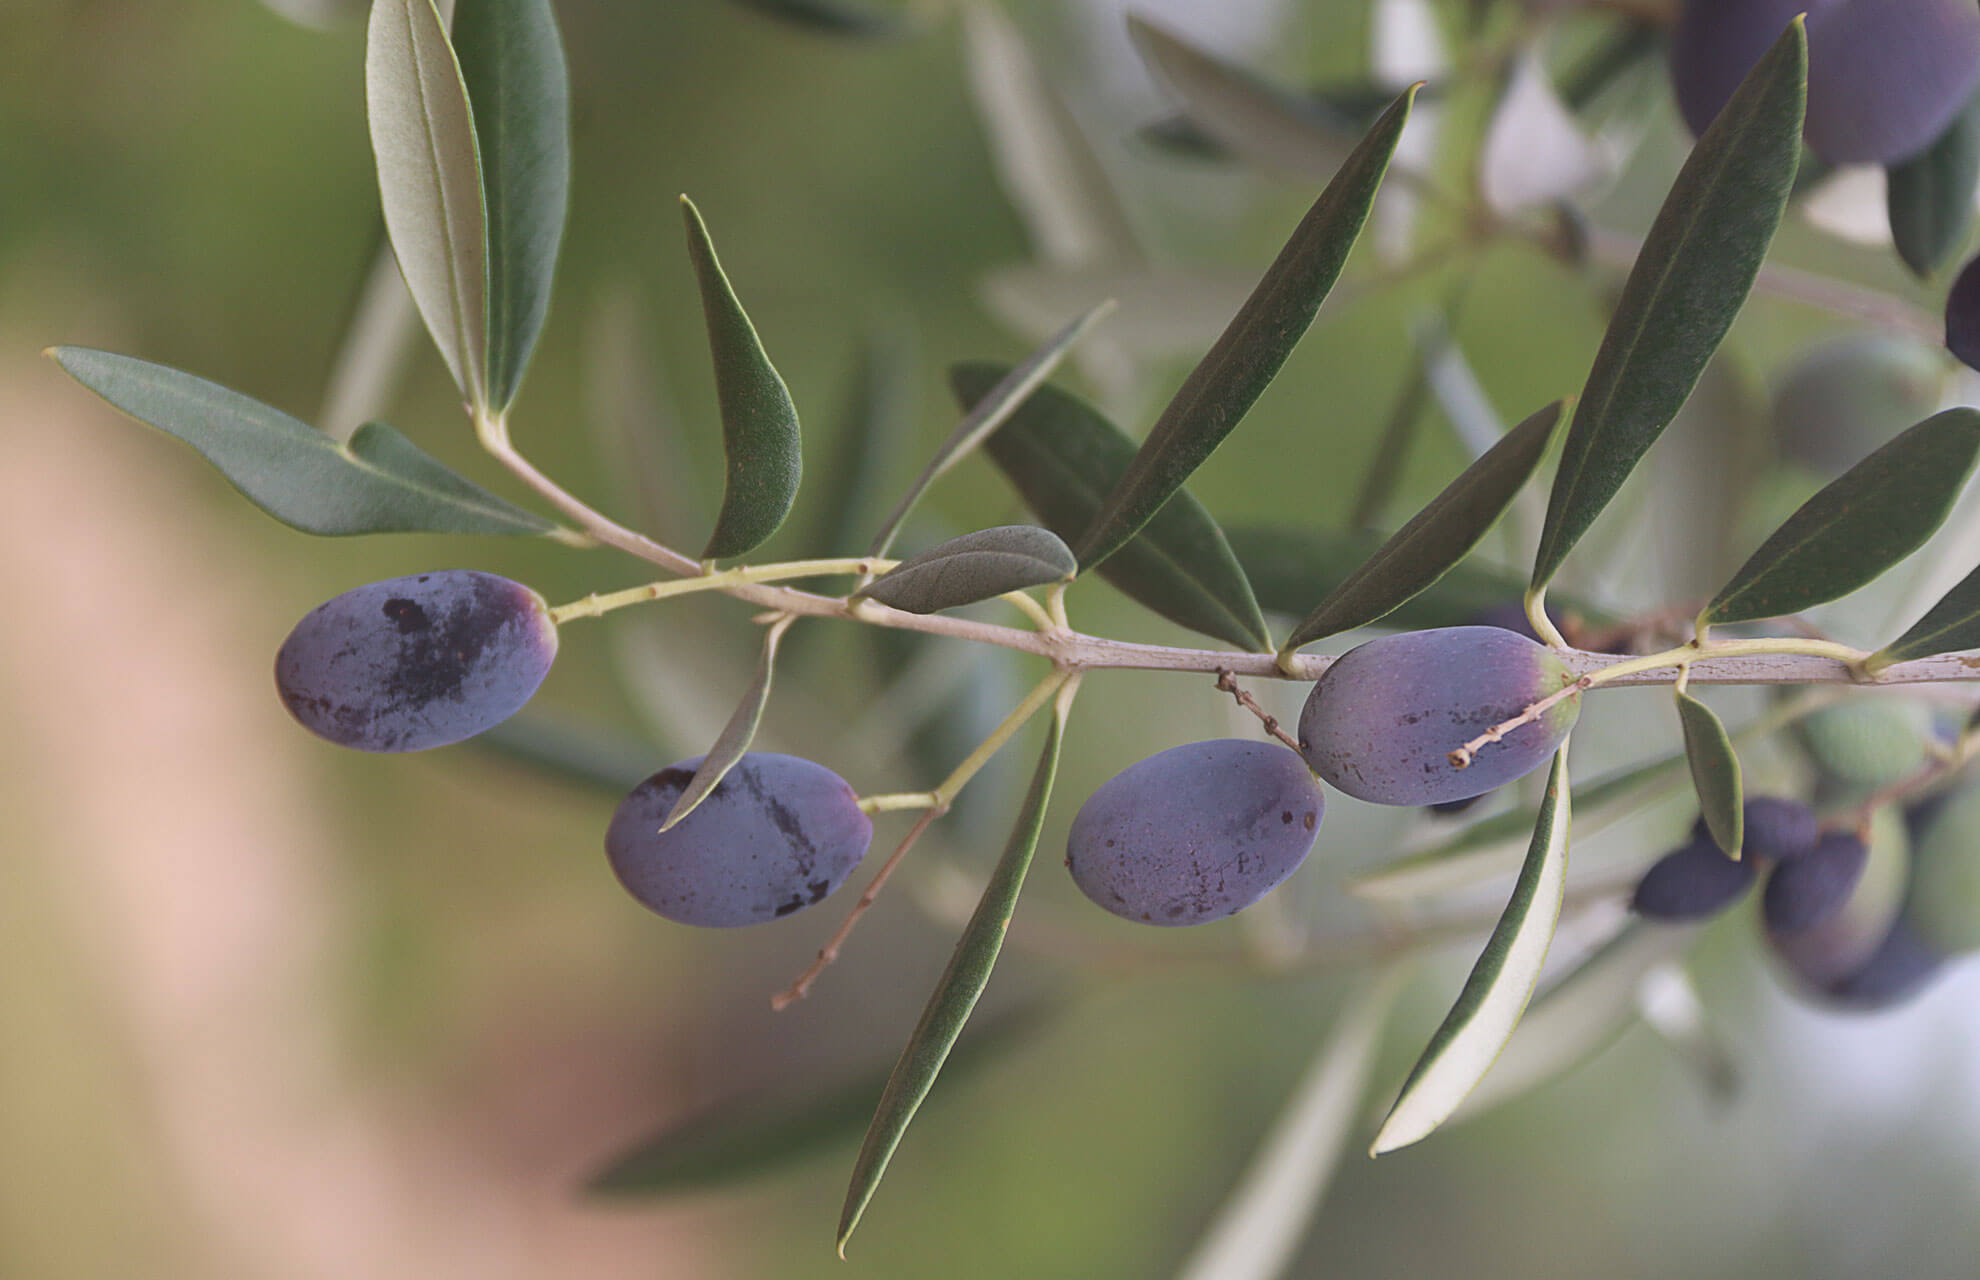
[606,753,874,928]
[275,570,558,752]
[1298,627,1578,806]
[1947,253,1980,372]
[1632,837,1757,921]
[1824,920,1945,1010]
[1066,739,1323,926]
[1690,796,1820,862]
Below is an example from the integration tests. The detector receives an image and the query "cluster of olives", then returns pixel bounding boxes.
[1631,792,1979,1012]
[1067,626,1579,925]
[274,570,875,928]
[275,573,1585,933]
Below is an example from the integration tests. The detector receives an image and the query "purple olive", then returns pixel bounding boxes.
[1632,837,1757,921]
[275,570,558,752]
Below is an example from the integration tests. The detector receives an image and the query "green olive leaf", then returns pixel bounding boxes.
[730,0,911,39]
[1074,84,1417,571]
[1530,20,1806,591]
[683,196,804,560]
[1281,401,1563,654]
[1126,15,1362,177]
[367,0,489,410]
[1888,93,1980,279]
[856,526,1076,615]
[453,0,570,412]
[1676,689,1743,858]
[1701,408,1980,625]
[49,347,551,536]
[955,364,1270,651]
[869,301,1113,559]
[1372,747,1572,1154]
[1869,560,1980,671]
[659,616,794,832]
[588,999,1054,1196]
[838,680,1071,1255]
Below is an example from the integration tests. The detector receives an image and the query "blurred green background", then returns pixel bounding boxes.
[6,1,1980,1277]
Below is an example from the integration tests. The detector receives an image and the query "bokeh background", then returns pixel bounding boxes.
[7,0,1980,1276]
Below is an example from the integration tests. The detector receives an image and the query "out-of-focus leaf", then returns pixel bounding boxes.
[1676,690,1744,857]
[838,681,1071,1255]
[1701,408,1980,624]
[1530,21,1805,590]
[1890,94,1980,278]
[1480,52,1609,214]
[1634,963,1740,1101]
[1075,84,1417,570]
[802,330,914,564]
[730,0,908,38]
[366,0,489,408]
[454,0,569,412]
[49,347,551,535]
[1947,253,1980,371]
[956,365,1269,650]
[589,999,1056,1196]
[583,287,704,545]
[1372,748,1573,1154]
[1175,969,1403,1280]
[1557,21,1660,112]
[1281,401,1562,652]
[1451,922,1689,1122]
[857,526,1075,614]
[1230,525,1535,629]
[962,3,1140,266]
[659,617,794,831]
[869,302,1112,558]
[979,264,1253,357]
[682,196,804,560]
[472,710,657,794]
[1870,560,1980,670]
[1126,16,1362,177]
[319,236,422,443]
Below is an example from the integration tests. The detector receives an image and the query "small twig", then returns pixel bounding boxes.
[1450,676,1591,769]
[1215,669,1300,751]
[772,804,947,1010]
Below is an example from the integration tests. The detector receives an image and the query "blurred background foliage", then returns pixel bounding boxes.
[6,0,1980,1277]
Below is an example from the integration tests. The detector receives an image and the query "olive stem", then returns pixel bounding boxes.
[858,791,942,815]
[1214,670,1301,752]
[547,558,899,624]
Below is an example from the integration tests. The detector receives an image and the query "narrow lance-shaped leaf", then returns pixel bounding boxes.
[1281,400,1563,653]
[1530,20,1806,590]
[1701,408,1980,625]
[49,347,551,535]
[1676,689,1744,858]
[660,616,795,831]
[1349,317,1439,531]
[1869,559,1980,671]
[838,680,1072,1255]
[1175,968,1403,1280]
[367,0,489,410]
[588,999,1054,1196]
[683,196,803,560]
[869,301,1113,558]
[1075,85,1418,571]
[1887,92,1980,280]
[856,526,1075,615]
[454,0,570,412]
[957,365,1270,651]
[1372,747,1572,1154]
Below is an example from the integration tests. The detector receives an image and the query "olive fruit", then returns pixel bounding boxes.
[275,570,558,752]
[1065,739,1323,926]
[1298,626,1578,806]
[606,753,874,928]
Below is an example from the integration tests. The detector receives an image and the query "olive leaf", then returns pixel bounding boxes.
[731,0,911,38]
[1701,408,1980,625]
[856,526,1075,615]
[1074,85,1417,571]
[1530,20,1806,591]
[838,680,1071,1255]
[454,0,570,412]
[367,0,489,409]
[1676,690,1743,858]
[683,196,804,560]
[1280,400,1563,654]
[49,347,551,536]
[659,616,795,832]
[956,364,1270,651]
[1888,93,1980,279]
[1869,560,1980,671]
[1372,747,1572,1154]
